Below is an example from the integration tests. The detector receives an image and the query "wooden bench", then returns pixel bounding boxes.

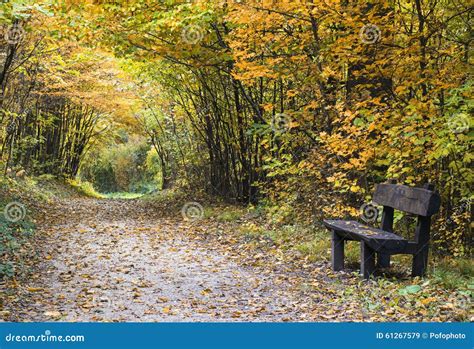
[323,180,441,279]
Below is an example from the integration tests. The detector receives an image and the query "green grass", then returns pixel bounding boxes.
[296,237,331,261]
[140,188,182,203]
[430,258,474,290]
[295,231,360,265]
[67,179,104,198]
[200,204,249,222]
[102,192,144,199]
[215,209,244,222]
[67,179,146,199]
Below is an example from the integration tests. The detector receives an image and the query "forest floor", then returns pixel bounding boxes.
[1,190,472,322]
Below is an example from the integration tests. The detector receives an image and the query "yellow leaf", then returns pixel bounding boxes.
[44,311,61,318]
[350,185,360,193]
[421,297,436,305]
[231,311,242,318]
[27,287,43,292]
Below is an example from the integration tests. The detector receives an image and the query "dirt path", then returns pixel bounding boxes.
[9,198,316,322]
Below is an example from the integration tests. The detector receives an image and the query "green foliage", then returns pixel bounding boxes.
[80,135,157,194]
[0,213,35,280]
[431,258,474,291]
[216,210,243,223]
[398,285,422,296]
[102,192,144,200]
[67,179,104,199]
[145,149,164,188]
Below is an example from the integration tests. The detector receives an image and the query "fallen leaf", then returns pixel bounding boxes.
[44,311,61,318]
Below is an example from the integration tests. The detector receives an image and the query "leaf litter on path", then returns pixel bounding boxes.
[3,198,311,321]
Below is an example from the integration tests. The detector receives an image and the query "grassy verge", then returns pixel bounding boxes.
[0,175,94,281]
[66,179,104,198]
[0,176,41,282]
[68,179,155,200]
[103,192,144,199]
[0,206,36,280]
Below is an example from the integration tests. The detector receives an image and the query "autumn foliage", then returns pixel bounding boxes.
[1,0,472,256]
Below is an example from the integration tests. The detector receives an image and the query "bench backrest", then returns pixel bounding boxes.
[373,183,441,217]
[371,181,440,245]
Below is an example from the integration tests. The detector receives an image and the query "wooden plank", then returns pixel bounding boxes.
[381,206,394,231]
[378,206,394,268]
[412,216,431,277]
[412,244,429,277]
[323,220,408,253]
[331,231,344,271]
[360,242,375,279]
[324,220,405,240]
[377,253,391,268]
[373,183,441,216]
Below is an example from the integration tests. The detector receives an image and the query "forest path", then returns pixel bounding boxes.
[8,197,327,322]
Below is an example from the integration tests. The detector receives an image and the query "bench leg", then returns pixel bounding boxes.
[331,231,344,271]
[412,245,429,277]
[377,253,390,268]
[360,242,376,279]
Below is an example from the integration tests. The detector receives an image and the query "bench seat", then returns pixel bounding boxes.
[323,219,408,254]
